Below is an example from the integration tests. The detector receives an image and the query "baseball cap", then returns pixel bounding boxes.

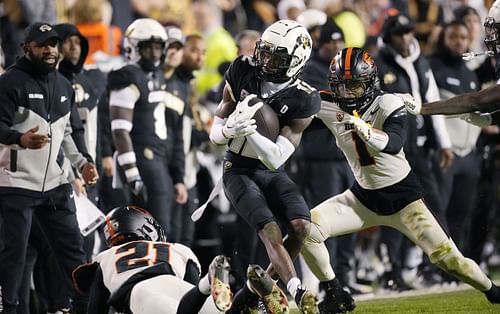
[318,20,344,46]
[165,26,185,47]
[24,22,61,44]
[381,13,415,43]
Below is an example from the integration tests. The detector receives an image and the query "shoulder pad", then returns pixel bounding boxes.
[107,64,142,91]
[377,93,406,117]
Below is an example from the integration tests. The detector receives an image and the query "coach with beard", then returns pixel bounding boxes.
[0,22,98,314]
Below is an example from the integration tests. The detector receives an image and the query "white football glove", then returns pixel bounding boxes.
[349,116,389,151]
[460,112,492,127]
[396,93,420,115]
[222,117,257,139]
[233,94,264,122]
[349,116,372,142]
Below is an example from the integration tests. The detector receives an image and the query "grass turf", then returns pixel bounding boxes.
[289,288,499,313]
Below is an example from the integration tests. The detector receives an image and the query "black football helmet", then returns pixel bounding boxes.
[104,205,166,247]
[329,47,379,114]
[485,1,500,55]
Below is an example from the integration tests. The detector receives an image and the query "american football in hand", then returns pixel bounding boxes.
[248,96,280,141]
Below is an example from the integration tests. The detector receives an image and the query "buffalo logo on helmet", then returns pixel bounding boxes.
[336,112,344,122]
[297,34,311,50]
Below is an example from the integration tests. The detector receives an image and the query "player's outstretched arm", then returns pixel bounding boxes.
[419,84,500,115]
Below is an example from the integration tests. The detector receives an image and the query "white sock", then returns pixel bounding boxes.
[198,274,211,295]
[287,277,302,298]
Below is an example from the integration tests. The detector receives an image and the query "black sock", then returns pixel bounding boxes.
[177,287,208,314]
[226,284,259,314]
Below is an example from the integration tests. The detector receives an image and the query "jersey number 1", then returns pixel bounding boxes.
[352,133,375,166]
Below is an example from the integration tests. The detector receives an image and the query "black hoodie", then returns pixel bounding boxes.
[55,23,106,163]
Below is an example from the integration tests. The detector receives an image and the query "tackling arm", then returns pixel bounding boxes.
[421,84,500,115]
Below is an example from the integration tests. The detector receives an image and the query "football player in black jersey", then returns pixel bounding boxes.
[108,19,185,233]
[404,0,500,126]
[209,19,321,313]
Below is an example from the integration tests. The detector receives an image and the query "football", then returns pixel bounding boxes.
[248,96,280,141]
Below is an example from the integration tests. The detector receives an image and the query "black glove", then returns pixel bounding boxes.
[128,179,148,207]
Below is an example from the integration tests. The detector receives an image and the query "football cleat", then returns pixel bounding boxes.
[318,279,356,314]
[247,264,289,314]
[485,284,500,304]
[209,255,233,311]
[295,287,319,314]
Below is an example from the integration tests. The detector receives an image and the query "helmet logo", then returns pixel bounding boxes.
[297,34,311,50]
[362,51,374,67]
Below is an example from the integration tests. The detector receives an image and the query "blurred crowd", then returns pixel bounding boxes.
[1,0,500,313]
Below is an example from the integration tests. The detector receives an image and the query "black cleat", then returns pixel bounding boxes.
[485,284,500,304]
[318,279,356,313]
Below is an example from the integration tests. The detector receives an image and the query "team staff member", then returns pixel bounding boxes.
[0,22,98,314]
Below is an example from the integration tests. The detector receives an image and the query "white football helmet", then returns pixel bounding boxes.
[254,20,312,83]
[124,18,168,62]
[485,0,500,54]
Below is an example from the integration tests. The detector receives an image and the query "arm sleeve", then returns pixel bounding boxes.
[246,133,295,170]
[381,107,407,154]
[87,266,111,314]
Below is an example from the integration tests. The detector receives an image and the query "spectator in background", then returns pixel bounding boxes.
[296,9,327,49]
[407,0,445,55]
[0,22,98,314]
[0,0,56,67]
[428,20,482,257]
[277,0,305,21]
[74,0,122,65]
[172,33,212,248]
[374,12,453,290]
[191,0,237,96]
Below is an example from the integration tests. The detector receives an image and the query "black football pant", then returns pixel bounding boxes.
[136,152,174,235]
[0,194,87,314]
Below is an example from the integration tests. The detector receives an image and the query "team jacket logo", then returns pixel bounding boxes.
[336,112,344,122]
[29,93,44,99]
[39,24,52,32]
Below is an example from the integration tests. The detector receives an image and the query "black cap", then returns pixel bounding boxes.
[382,13,415,43]
[318,20,344,46]
[24,22,61,44]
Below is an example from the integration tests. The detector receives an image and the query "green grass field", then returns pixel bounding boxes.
[288,288,500,314]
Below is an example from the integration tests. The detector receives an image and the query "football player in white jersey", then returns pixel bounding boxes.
[300,47,500,313]
[72,205,232,313]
